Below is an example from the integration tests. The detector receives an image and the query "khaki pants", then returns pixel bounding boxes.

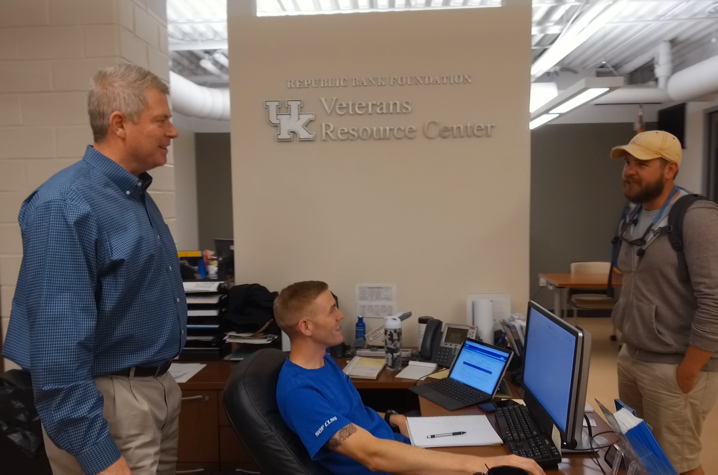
[617,346,718,473]
[42,371,182,475]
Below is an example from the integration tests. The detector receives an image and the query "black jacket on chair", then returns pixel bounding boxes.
[223,348,332,475]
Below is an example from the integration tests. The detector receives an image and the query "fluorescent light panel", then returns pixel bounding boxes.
[256,0,501,16]
[529,114,559,130]
[529,82,558,113]
[531,77,624,120]
[549,88,609,114]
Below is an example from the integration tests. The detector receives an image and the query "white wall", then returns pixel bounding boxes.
[228,2,532,346]
[172,126,199,250]
[0,0,174,371]
[172,111,231,133]
[553,103,661,125]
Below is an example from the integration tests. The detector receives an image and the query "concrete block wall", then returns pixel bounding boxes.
[0,0,172,371]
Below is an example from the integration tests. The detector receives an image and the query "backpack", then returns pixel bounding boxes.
[607,194,707,297]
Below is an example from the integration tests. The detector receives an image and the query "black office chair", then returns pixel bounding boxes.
[223,348,332,475]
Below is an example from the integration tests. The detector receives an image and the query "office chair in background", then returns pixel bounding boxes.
[568,261,618,338]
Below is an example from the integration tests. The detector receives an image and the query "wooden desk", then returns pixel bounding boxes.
[180,357,416,391]
[178,359,617,475]
[421,396,618,474]
[539,273,623,319]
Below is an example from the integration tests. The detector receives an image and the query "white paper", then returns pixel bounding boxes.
[356,348,411,359]
[188,308,220,317]
[186,294,222,304]
[407,415,502,448]
[396,361,437,380]
[582,417,597,427]
[168,363,206,383]
[356,284,397,317]
[183,282,222,293]
[614,407,642,433]
[225,334,277,344]
[357,303,397,317]
[186,336,215,341]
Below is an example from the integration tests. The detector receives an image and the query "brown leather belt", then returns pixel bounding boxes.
[110,361,172,378]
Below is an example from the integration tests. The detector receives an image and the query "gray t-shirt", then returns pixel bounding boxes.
[631,189,689,263]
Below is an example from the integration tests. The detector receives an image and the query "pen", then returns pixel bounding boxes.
[426,431,466,438]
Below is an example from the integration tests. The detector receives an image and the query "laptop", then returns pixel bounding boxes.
[410,338,513,411]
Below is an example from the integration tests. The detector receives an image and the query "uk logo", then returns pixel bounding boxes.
[265,100,315,141]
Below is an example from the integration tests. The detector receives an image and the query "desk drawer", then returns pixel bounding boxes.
[178,390,219,464]
[218,395,231,427]
[176,463,219,474]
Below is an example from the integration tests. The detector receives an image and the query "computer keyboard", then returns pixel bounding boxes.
[427,378,490,405]
[495,404,562,468]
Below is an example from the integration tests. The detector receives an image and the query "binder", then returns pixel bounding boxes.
[342,357,385,380]
[595,399,677,475]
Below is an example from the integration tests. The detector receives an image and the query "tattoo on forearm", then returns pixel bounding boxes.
[326,424,358,451]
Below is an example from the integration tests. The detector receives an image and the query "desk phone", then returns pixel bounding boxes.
[421,320,477,368]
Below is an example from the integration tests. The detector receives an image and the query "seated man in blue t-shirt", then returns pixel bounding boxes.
[275,281,544,475]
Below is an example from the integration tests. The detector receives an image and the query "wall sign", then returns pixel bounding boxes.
[266,74,495,142]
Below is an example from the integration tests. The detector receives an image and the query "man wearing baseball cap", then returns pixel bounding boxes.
[610,130,718,475]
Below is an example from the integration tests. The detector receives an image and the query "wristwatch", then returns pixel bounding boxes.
[385,409,399,432]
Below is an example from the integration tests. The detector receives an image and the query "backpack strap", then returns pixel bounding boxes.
[666,194,706,283]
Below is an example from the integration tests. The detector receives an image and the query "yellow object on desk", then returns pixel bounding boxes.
[427,369,450,380]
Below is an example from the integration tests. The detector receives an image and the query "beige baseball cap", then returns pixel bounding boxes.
[610,130,682,167]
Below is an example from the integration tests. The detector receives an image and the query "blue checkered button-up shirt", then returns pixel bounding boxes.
[3,146,187,475]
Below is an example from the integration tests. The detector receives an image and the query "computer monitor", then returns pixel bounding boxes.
[214,238,234,258]
[214,238,234,280]
[522,301,592,450]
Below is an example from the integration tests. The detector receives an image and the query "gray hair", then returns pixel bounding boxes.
[88,63,169,142]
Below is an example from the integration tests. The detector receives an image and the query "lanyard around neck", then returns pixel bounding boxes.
[629,186,680,227]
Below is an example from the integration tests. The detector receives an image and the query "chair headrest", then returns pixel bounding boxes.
[223,349,332,475]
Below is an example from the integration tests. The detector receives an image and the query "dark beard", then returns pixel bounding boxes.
[624,177,665,204]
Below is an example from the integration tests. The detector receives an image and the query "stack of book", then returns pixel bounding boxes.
[180,281,230,361]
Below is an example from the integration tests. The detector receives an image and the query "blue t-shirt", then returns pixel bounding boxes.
[276,355,410,475]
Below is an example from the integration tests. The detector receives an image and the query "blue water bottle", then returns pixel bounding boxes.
[355,316,366,341]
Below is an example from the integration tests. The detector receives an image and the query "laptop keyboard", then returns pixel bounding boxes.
[495,404,562,468]
[427,378,490,405]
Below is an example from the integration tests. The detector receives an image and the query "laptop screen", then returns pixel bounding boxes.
[449,339,511,394]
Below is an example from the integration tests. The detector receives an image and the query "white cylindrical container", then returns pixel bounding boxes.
[473,299,494,344]
[384,316,402,371]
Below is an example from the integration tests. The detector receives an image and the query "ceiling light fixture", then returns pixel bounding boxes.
[530,77,624,129]
[529,114,559,130]
[549,87,609,113]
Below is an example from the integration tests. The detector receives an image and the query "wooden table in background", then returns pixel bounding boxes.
[539,272,623,319]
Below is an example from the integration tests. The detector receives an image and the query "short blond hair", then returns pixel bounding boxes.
[88,63,169,142]
[274,281,328,336]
